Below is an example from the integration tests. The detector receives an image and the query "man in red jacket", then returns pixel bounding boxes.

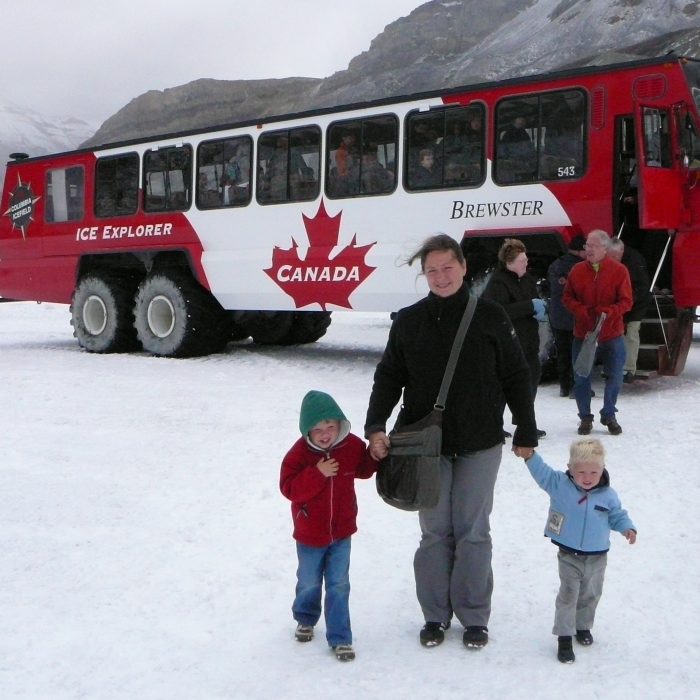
[563,230,632,435]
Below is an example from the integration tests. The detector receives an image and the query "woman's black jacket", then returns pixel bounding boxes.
[365,284,538,454]
[482,267,540,359]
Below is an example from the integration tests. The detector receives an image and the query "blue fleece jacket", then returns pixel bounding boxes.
[525,452,636,554]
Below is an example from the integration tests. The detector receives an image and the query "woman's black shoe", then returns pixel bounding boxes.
[463,626,488,648]
[420,621,450,647]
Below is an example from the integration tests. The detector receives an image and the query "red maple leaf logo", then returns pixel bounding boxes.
[264,200,376,310]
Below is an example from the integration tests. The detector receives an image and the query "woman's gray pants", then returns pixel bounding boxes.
[414,445,502,628]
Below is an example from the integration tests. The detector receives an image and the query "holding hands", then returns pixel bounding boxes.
[368,431,390,460]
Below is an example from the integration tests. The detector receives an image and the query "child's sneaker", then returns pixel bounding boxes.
[575,629,594,646]
[295,623,314,642]
[419,621,450,647]
[557,635,575,663]
[333,644,355,661]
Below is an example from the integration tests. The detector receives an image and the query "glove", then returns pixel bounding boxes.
[532,298,546,322]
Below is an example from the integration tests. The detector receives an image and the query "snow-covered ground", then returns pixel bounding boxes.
[1,302,698,699]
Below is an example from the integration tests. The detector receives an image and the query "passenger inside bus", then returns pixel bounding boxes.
[443,115,483,184]
[198,171,221,207]
[410,148,441,188]
[498,116,537,181]
[360,150,393,194]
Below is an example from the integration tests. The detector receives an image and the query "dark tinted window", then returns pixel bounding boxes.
[95,153,139,217]
[405,105,485,191]
[495,89,586,183]
[257,126,320,204]
[326,115,397,198]
[197,136,252,208]
[143,145,192,212]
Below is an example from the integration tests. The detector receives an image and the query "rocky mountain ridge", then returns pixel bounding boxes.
[82,0,700,148]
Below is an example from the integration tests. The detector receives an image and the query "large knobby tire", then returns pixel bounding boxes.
[248,311,295,344]
[276,311,332,345]
[70,273,139,353]
[133,272,228,357]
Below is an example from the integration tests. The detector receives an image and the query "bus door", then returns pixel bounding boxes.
[674,101,700,226]
[634,104,683,229]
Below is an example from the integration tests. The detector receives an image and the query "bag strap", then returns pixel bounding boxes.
[435,292,477,410]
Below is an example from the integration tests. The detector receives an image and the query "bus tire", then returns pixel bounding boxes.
[249,311,294,344]
[133,272,225,357]
[70,273,139,353]
[277,311,332,345]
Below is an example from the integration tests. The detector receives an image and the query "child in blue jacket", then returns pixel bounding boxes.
[515,438,636,663]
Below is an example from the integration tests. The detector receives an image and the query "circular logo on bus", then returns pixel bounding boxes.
[3,177,40,240]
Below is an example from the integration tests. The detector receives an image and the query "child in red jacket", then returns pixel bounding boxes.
[280,390,377,662]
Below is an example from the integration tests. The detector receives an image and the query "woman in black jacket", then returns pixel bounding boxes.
[365,234,537,650]
[483,238,546,438]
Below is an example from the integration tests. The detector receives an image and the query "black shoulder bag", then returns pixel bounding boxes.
[376,293,478,511]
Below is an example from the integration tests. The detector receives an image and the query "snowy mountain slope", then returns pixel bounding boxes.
[0,102,97,188]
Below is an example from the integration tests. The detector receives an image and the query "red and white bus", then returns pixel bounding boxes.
[1,54,699,370]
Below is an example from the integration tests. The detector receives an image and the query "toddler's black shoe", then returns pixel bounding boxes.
[601,416,622,435]
[575,629,594,646]
[623,371,635,384]
[332,644,355,661]
[295,623,314,642]
[536,429,547,439]
[557,635,575,663]
[419,621,450,647]
[577,418,593,435]
[462,626,488,648]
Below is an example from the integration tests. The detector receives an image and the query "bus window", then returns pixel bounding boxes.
[143,145,192,212]
[95,153,139,217]
[496,97,538,183]
[45,166,84,223]
[495,89,586,183]
[326,115,397,198]
[643,108,672,168]
[681,113,700,169]
[405,105,484,191]
[197,136,252,208]
[257,126,320,204]
[540,90,585,178]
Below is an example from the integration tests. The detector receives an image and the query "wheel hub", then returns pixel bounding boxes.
[83,295,108,335]
[147,295,176,338]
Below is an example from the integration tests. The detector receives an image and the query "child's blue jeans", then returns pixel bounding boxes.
[293,537,352,647]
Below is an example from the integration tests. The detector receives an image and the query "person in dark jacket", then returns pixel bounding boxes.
[482,238,546,437]
[546,235,587,397]
[514,438,636,664]
[365,234,537,651]
[607,238,652,383]
[280,390,377,662]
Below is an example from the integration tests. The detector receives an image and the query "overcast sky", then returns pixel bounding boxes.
[2,0,428,126]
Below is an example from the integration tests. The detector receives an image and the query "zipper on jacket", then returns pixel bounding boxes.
[578,492,589,549]
[326,449,335,543]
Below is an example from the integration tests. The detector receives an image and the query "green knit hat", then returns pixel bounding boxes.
[299,390,349,437]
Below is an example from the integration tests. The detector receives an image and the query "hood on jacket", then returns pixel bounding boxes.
[299,390,351,445]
